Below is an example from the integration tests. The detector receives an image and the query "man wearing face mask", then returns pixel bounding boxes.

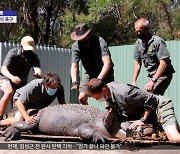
[70,23,114,105]
[87,78,180,143]
[0,36,41,120]
[132,18,175,95]
[0,72,65,127]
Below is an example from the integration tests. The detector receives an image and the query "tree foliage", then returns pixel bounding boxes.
[0,0,179,47]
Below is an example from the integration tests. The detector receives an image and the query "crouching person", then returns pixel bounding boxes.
[87,78,180,143]
[0,72,65,127]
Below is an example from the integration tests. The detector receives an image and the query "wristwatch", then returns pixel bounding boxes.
[72,81,77,84]
[151,77,157,83]
[71,81,78,87]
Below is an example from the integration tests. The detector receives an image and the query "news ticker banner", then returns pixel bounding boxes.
[0,142,179,150]
[0,143,124,150]
[0,10,17,23]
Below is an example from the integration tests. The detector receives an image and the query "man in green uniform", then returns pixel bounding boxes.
[132,18,175,95]
[0,36,42,119]
[87,78,180,143]
[0,72,65,126]
[70,23,114,105]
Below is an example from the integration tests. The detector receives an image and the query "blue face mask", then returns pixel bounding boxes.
[47,88,57,96]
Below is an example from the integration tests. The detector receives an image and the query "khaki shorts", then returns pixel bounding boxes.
[0,79,12,90]
[156,95,178,129]
[149,74,173,95]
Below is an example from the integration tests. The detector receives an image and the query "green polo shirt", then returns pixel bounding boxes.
[107,82,157,119]
[107,82,177,128]
[134,35,175,77]
[0,48,41,88]
[71,36,114,82]
[13,79,65,110]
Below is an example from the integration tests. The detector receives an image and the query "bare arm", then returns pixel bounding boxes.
[97,55,112,80]
[16,100,36,123]
[1,66,14,80]
[132,60,142,86]
[128,109,152,130]
[33,67,42,78]
[16,100,29,121]
[153,59,167,80]
[145,59,167,92]
[70,63,78,82]
[1,66,21,85]
[70,63,79,89]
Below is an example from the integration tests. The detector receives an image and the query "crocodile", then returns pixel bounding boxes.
[1,104,154,142]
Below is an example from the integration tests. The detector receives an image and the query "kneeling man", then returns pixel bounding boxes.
[87,78,180,143]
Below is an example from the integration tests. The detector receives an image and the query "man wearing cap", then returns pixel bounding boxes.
[0,36,42,119]
[70,23,114,105]
[132,18,175,95]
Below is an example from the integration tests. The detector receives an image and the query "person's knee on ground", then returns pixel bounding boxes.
[2,86,14,102]
[0,83,14,116]
[78,92,88,105]
[0,80,14,98]
[164,124,180,143]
